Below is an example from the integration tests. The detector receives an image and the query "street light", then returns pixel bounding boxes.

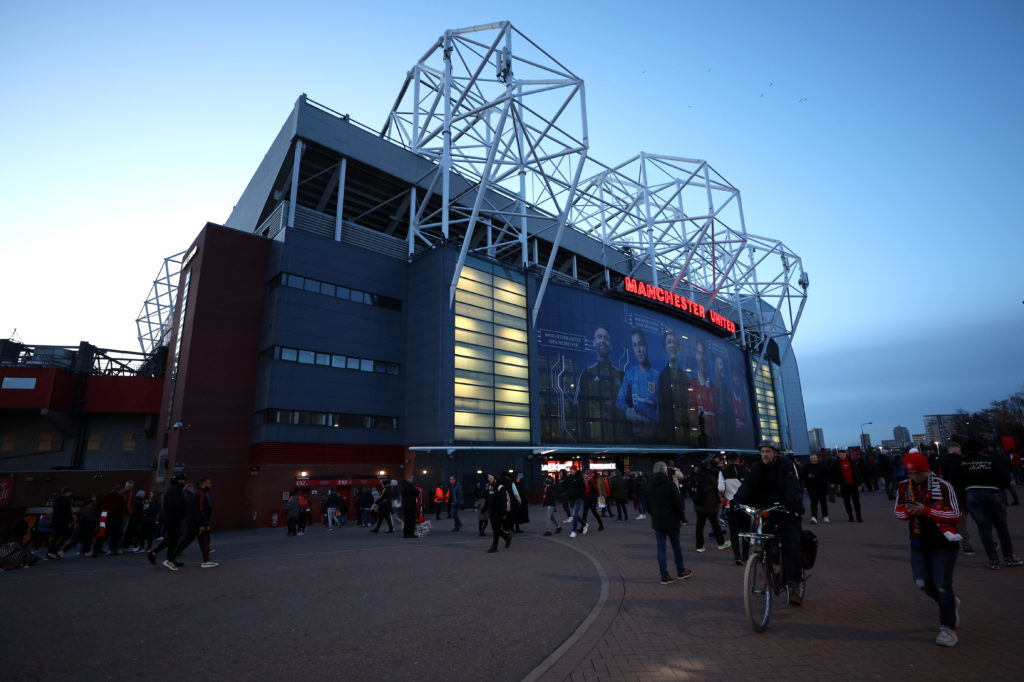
[860,422,872,435]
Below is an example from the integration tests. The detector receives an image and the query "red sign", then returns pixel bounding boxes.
[295,478,381,487]
[0,477,13,507]
[623,276,736,334]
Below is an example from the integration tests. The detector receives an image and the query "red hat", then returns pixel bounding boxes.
[904,451,930,472]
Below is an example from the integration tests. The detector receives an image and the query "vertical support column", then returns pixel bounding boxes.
[334,157,347,242]
[408,186,417,258]
[640,152,657,287]
[441,31,454,240]
[287,140,304,229]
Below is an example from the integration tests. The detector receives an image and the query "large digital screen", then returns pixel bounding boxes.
[534,283,755,449]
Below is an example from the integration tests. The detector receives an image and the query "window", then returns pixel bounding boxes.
[122,434,136,452]
[298,350,315,364]
[1,377,36,390]
[452,261,529,444]
[281,348,298,362]
[39,431,54,451]
[275,272,401,311]
[87,433,101,451]
[1,433,15,452]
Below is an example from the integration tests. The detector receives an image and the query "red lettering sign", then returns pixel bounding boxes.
[622,277,735,334]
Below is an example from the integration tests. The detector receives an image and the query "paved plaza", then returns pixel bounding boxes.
[4,492,1022,681]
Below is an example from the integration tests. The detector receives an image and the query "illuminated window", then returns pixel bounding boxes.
[1,433,14,452]
[39,431,54,451]
[751,359,781,444]
[122,434,136,452]
[453,261,529,443]
[87,433,101,451]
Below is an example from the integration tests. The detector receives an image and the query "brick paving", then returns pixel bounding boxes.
[4,492,1022,681]
[532,492,1024,681]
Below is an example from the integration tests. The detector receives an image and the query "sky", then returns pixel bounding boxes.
[2,1,1022,449]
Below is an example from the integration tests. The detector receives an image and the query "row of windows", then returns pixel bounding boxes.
[259,409,399,430]
[272,346,400,375]
[272,272,402,311]
[1,432,137,453]
[453,263,530,444]
[751,360,781,441]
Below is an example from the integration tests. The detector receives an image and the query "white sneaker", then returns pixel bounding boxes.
[162,560,179,572]
[810,516,818,525]
[583,524,590,535]
[696,547,706,553]
[823,517,830,523]
[569,531,577,538]
[563,516,573,524]
[718,541,731,550]
[201,561,219,568]
[935,627,958,647]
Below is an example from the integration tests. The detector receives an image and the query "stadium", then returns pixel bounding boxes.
[0,22,810,528]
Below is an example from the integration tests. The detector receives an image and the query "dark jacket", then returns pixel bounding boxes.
[487,483,510,519]
[609,474,628,501]
[566,472,586,501]
[733,456,804,515]
[185,487,213,529]
[963,451,1010,490]
[646,472,684,531]
[52,495,74,528]
[691,467,721,514]
[800,461,829,491]
[163,482,187,528]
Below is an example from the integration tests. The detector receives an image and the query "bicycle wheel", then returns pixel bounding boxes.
[744,552,772,632]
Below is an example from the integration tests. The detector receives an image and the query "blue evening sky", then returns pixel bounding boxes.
[1,1,1021,448]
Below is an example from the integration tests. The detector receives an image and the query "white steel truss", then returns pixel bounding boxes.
[382,21,589,306]
[135,250,185,356]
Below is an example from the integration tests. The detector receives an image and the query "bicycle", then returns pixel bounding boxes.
[736,503,808,633]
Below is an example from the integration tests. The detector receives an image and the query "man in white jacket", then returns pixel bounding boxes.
[718,454,746,565]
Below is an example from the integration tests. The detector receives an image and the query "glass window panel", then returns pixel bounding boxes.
[454,427,494,441]
[493,362,529,379]
[347,357,360,370]
[459,267,492,285]
[455,329,493,348]
[387,364,400,376]
[281,347,297,362]
[495,429,529,442]
[455,343,494,361]
[360,359,374,372]
[494,401,530,415]
[455,398,495,412]
[304,279,321,293]
[315,353,331,366]
[454,369,495,386]
[494,375,529,390]
[455,277,492,297]
[331,355,347,368]
[454,383,494,400]
[298,350,315,364]
[492,277,526,298]
[493,337,528,354]
[495,415,530,430]
[493,351,528,367]
[491,287,527,307]
[493,312,527,330]
[287,275,304,289]
[454,301,493,322]
[336,286,351,300]
[454,315,493,335]
[455,289,492,309]
[455,412,494,428]
[493,300,525,317]
[493,325,527,343]
[454,356,492,373]
[321,283,335,297]
[495,387,529,403]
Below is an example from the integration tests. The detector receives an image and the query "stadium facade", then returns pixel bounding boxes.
[1,23,810,528]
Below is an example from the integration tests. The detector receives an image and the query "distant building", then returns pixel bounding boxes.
[893,425,911,448]
[923,414,959,447]
[880,439,899,451]
[860,433,872,451]
[808,428,825,453]
[912,433,928,449]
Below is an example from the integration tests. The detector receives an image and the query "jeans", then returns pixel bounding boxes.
[326,507,338,529]
[910,542,958,629]
[451,504,462,530]
[654,527,685,579]
[614,499,629,520]
[570,498,585,532]
[966,489,1014,561]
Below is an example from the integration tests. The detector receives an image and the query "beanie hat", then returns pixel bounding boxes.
[903,450,930,472]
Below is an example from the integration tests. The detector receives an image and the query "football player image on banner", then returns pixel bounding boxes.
[535,283,755,449]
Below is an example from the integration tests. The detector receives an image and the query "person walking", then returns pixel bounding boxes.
[691,457,727,553]
[485,473,512,553]
[370,482,395,534]
[540,476,562,536]
[831,449,863,522]
[325,488,341,531]
[801,453,830,524]
[148,474,186,566]
[962,439,1023,569]
[719,454,747,565]
[610,470,629,521]
[46,488,74,560]
[894,450,962,647]
[448,475,464,532]
[647,461,692,585]
[167,477,217,570]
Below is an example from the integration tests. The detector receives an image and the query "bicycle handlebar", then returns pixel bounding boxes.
[735,503,798,519]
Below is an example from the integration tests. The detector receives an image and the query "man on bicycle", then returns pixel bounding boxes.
[732,439,805,605]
